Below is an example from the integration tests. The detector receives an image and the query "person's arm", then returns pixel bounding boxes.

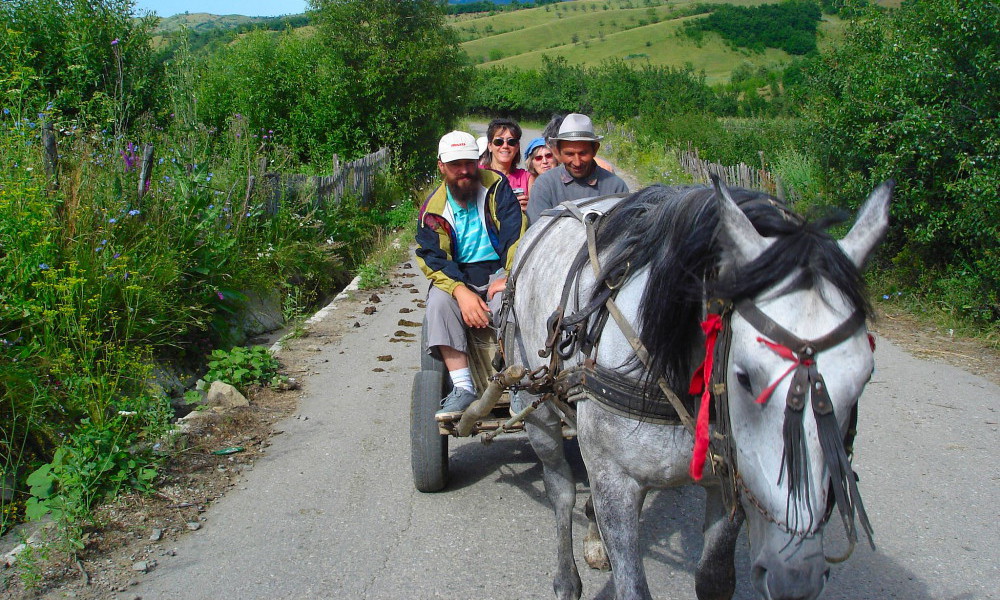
[454,284,490,328]
[415,213,465,295]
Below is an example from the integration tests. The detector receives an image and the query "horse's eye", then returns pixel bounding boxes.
[736,371,752,392]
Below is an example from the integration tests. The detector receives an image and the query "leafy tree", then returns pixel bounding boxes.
[309,0,472,172]
[804,0,1000,323]
[0,0,160,129]
[684,0,822,55]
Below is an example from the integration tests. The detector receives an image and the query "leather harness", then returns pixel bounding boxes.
[496,196,873,560]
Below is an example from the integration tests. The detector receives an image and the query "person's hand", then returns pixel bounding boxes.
[453,285,490,328]
[486,276,507,301]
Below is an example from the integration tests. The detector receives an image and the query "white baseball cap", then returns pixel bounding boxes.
[476,136,488,156]
[438,131,480,163]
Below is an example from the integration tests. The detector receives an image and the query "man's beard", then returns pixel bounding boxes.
[447,177,478,206]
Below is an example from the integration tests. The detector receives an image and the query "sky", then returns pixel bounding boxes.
[133,0,309,18]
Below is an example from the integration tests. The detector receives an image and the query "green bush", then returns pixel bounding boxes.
[0,0,162,132]
[683,0,822,55]
[803,0,1000,325]
[205,346,280,393]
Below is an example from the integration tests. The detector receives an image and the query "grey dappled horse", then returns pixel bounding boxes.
[505,180,891,600]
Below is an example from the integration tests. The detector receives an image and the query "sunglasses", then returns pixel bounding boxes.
[532,152,554,161]
[492,137,520,147]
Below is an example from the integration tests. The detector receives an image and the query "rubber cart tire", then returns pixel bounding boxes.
[410,370,449,492]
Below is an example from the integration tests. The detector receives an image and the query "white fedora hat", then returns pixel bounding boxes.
[548,113,603,142]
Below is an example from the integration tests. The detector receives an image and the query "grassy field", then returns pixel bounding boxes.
[453,0,883,83]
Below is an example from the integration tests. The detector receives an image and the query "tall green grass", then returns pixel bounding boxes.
[0,108,410,541]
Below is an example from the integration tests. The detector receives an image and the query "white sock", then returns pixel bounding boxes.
[449,368,475,393]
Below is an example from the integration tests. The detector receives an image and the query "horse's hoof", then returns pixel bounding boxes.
[583,533,611,571]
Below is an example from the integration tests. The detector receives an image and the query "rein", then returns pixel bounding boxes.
[734,299,875,558]
[500,196,874,563]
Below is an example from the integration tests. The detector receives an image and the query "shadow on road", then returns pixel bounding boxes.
[439,432,938,599]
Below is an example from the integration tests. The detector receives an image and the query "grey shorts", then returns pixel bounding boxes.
[425,278,504,356]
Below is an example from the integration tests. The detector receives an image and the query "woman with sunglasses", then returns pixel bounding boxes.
[523,137,556,200]
[482,118,531,212]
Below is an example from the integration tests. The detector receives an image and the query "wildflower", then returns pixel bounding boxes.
[109,218,117,223]
[113,253,121,259]
[208,204,214,209]
[39,263,49,270]
[128,209,140,216]
[111,38,119,46]
[882,294,890,300]
[217,291,225,300]
[2,108,8,115]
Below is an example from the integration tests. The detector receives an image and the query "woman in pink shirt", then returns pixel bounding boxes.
[481,118,531,212]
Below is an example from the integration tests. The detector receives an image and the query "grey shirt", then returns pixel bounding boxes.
[526,164,629,225]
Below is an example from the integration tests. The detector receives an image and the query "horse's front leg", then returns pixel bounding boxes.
[589,467,650,600]
[524,396,582,600]
[695,485,745,600]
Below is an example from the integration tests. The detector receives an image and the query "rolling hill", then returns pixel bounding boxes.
[453,0,888,83]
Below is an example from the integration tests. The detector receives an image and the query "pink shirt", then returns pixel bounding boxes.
[504,168,531,196]
[479,166,531,197]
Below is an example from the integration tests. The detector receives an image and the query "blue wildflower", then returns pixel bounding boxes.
[39,263,49,270]
[882,294,890,300]
[108,218,117,224]
[2,108,8,115]
[128,209,140,216]
[113,253,121,259]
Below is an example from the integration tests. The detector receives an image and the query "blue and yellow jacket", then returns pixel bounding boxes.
[416,169,527,295]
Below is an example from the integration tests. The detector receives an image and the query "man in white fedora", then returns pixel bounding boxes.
[416,131,527,420]
[526,113,629,225]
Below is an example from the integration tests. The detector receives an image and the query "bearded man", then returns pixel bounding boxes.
[415,131,526,420]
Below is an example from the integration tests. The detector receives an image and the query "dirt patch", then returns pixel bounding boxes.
[870,307,1000,387]
[1,382,300,600]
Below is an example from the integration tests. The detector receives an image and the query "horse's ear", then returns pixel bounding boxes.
[712,175,768,265]
[839,180,893,269]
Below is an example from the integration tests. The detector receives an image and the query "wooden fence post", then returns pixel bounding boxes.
[42,121,59,192]
[138,143,154,201]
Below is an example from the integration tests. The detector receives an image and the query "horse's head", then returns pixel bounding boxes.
[713,179,892,600]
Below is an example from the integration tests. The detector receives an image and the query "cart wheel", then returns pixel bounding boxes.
[410,370,449,492]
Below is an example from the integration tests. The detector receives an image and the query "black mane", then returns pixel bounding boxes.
[592,183,873,394]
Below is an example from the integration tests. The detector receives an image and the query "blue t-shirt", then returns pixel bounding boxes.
[447,188,500,264]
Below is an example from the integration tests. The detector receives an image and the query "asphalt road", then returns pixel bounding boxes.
[128,254,999,600]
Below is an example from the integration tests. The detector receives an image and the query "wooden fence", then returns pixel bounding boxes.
[38,122,391,212]
[676,144,784,199]
[600,121,784,199]
[257,147,392,213]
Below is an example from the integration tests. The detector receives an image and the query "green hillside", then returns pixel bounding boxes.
[153,12,274,34]
[454,0,881,83]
